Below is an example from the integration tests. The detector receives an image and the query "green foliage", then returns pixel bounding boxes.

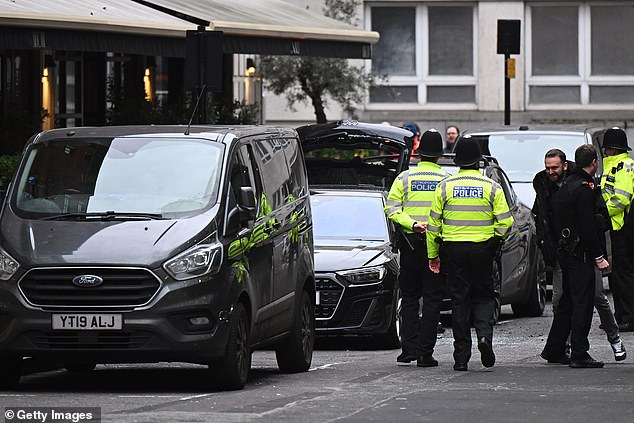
[259,0,378,123]
[0,154,20,188]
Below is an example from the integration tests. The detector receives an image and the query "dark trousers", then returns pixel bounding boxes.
[399,235,444,357]
[609,230,634,325]
[543,254,595,360]
[441,241,495,364]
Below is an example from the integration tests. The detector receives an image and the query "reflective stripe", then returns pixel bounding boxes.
[409,215,429,223]
[402,172,409,203]
[443,218,493,226]
[495,211,512,220]
[445,204,492,212]
[409,171,448,178]
[490,183,497,205]
[625,163,633,172]
[430,210,442,219]
[385,206,401,216]
[615,187,633,200]
[427,224,440,232]
[441,181,447,203]
[404,200,432,207]
[386,199,400,207]
[611,197,627,210]
[495,227,511,236]
[448,175,492,184]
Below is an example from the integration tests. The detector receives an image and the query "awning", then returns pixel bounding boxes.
[0,0,379,58]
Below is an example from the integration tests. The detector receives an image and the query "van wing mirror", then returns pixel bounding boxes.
[238,186,257,221]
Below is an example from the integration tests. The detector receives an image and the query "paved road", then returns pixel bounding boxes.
[2,302,633,423]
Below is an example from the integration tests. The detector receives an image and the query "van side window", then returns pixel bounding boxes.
[280,137,307,199]
[252,139,291,211]
[227,145,262,225]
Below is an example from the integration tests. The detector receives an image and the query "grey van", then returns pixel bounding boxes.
[0,125,315,390]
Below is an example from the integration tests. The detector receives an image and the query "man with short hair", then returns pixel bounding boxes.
[600,127,634,333]
[532,148,573,311]
[444,125,460,153]
[541,144,609,368]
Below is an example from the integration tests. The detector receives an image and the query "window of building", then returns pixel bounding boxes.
[527,2,634,107]
[366,2,476,107]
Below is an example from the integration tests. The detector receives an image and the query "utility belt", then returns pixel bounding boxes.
[396,229,426,251]
[557,227,587,261]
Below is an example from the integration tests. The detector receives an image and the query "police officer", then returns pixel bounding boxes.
[426,138,513,371]
[541,144,610,368]
[600,128,634,332]
[386,129,448,367]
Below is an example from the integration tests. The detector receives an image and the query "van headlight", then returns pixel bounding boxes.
[337,265,386,285]
[163,239,223,281]
[0,247,19,281]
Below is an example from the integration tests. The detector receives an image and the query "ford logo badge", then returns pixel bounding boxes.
[72,275,104,287]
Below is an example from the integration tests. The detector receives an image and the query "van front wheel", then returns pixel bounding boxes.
[212,302,251,390]
[275,291,314,373]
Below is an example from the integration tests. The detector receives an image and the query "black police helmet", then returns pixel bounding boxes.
[603,128,631,151]
[453,136,482,166]
[417,129,443,157]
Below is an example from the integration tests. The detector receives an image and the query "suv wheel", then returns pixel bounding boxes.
[276,290,314,373]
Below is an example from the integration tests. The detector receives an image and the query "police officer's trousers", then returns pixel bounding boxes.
[609,230,634,325]
[543,254,595,360]
[399,235,444,357]
[441,241,495,364]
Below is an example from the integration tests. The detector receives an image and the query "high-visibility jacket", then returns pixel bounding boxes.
[385,161,449,233]
[426,169,514,258]
[600,153,634,231]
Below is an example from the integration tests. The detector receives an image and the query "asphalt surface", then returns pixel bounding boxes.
[2,301,633,423]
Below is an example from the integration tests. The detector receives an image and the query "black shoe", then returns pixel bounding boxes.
[453,362,468,371]
[397,353,417,365]
[618,322,634,332]
[540,351,571,364]
[417,355,439,367]
[569,356,604,368]
[478,337,495,368]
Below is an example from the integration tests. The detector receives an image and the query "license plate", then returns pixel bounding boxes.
[52,314,123,330]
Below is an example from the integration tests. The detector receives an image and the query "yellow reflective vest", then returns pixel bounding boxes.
[385,161,450,233]
[426,169,514,258]
[600,153,634,231]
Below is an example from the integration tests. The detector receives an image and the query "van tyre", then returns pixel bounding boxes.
[492,261,502,324]
[0,357,22,389]
[213,302,251,390]
[276,291,314,373]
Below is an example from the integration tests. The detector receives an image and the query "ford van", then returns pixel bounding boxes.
[0,125,314,390]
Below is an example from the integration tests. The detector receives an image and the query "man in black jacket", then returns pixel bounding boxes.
[532,149,574,311]
[541,144,610,368]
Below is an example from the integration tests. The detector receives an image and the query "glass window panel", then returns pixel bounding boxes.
[590,86,634,104]
[369,86,418,103]
[428,6,473,76]
[529,86,580,104]
[591,6,634,75]
[371,7,416,76]
[427,86,475,103]
[531,6,578,76]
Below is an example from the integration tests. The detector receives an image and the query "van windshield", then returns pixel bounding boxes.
[14,137,223,218]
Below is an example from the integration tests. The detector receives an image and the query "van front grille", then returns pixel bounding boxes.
[19,268,161,308]
[26,330,153,349]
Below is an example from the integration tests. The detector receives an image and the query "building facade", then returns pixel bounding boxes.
[263,0,634,139]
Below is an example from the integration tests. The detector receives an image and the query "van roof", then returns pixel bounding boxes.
[30,125,298,144]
